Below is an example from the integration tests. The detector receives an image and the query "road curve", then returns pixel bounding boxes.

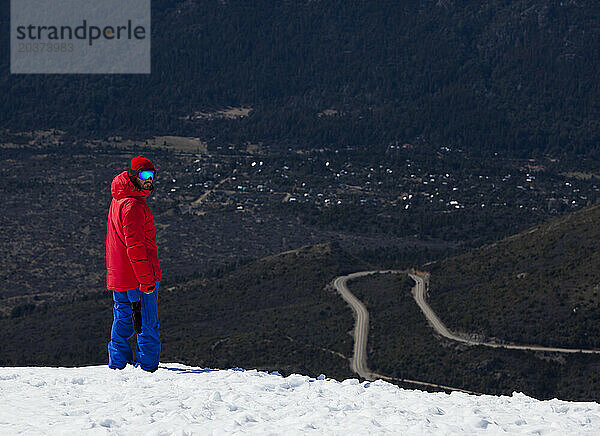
[409,272,600,355]
[332,270,479,394]
[332,271,379,379]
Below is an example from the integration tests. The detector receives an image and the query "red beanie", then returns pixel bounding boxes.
[131,155,155,172]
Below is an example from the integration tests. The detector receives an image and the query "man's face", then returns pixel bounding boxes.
[138,176,153,191]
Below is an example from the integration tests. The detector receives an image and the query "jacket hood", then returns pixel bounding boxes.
[111,171,153,200]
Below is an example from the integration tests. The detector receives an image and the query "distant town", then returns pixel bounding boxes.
[145,140,597,221]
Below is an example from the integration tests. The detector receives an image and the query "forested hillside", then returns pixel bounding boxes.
[2,0,598,157]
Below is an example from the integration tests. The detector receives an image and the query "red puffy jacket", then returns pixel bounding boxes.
[106,171,161,291]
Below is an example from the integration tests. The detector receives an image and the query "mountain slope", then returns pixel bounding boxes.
[427,201,600,348]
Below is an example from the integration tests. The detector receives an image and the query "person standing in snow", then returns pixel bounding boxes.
[106,155,161,372]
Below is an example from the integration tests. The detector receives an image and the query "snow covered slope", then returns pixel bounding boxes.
[1,363,599,435]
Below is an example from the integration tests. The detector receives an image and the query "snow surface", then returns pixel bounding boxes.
[1,363,599,435]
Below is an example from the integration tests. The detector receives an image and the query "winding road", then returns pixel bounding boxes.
[332,270,479,394]
[332,269,600,394]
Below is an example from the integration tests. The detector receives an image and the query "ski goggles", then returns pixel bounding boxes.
[139,170,155,180]
[130,169,155,180]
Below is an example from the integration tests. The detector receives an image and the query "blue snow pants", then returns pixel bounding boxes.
[108,282,161,372]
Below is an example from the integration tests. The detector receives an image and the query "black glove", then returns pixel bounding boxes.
[132,301,142,334]
[140,283,155,294]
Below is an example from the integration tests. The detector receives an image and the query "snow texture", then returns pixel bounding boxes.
[1,363,599,435]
